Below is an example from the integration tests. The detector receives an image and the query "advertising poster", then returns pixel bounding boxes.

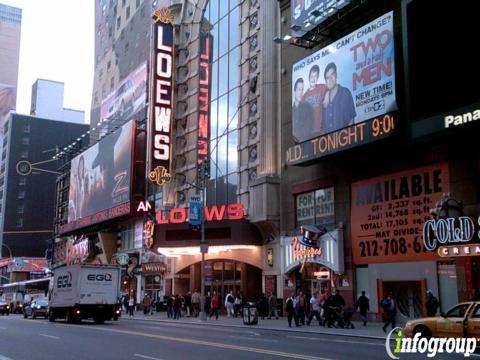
[351,163,449,265]
[67,120,135,225]
[296,187,334,227]
[291,11,396,143]
[100,62,147,133]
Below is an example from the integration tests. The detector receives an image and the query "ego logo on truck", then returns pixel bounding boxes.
[57,272,73,288]
[87,273,113,282]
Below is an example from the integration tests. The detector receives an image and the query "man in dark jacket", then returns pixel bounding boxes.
[356,291,370,326]
[426,290,439,317]
[286,294,300,327]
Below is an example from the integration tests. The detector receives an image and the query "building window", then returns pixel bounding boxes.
[23,124,31,133]
[19,178,26,186]
[20,151,28,159]
[136,0,140,8]
[204,0,241,205]
[124,42,129,55]
[122,0,126,7]
[17,205,24,214]
[22,137,29,145]
[16,218,23,228]
[117,16,121,30]
[107,60,111,70]
[110,77,115,90]
[295,187,335,228]
[126,6,130,19]
[18,190,25,199]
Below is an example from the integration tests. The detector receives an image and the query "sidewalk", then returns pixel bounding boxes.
[122,310,393,340]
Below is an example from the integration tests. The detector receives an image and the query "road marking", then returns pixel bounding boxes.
[228,335,279,343]
[0,355,14,360]
[133,323,260,336]
[0,327,7,330]
[289,336,384,347]
[86,326,332,360]
[134,354,165,360]
[39,334,60,339]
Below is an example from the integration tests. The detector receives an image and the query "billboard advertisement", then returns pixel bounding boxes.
[291,11,396,143]
[197,31,212,166]
[65,120,135,230]
[100,62,147,134]
[149,14,174,187]
[351,163,449,265]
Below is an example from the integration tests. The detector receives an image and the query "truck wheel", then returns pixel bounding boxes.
[49,311,55,322]
[65,311,73,324]
[32,313,36,320]
[413,325,432,339]
[23,312,27,319]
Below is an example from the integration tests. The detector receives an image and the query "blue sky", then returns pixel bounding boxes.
[1,0,94,123]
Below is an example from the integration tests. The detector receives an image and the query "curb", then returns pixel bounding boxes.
[122,316,388,341]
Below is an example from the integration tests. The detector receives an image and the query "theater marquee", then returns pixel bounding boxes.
[149,8,174,186]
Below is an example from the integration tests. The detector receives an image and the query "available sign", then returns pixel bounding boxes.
[351,163,449,264]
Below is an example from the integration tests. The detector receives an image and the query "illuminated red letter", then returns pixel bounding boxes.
[226,203,244,220]
[204,205,226,221]
[156,210,169,224]
[170,208,187,224]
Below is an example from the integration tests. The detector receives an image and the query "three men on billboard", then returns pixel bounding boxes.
[292,78,314,143]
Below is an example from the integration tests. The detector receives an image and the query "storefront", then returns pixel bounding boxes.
[281,228,345,301]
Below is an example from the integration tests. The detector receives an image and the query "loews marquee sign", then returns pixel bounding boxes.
[150,8,174,186]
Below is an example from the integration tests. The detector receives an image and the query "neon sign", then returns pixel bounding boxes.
[198,31,212,165]
[150,11,173,186]
[292,236,322,260]
[156,203,244,224]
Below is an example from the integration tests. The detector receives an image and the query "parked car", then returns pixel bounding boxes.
[23,299,49,319]
[0,301,10,315]
[404,302,479,338]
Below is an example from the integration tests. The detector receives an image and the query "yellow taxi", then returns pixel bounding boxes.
[404,302,480,338]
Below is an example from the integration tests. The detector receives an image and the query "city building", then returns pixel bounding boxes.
[30,79,85,124]
[279,0,480,321]
[52,0,283,309]
[0,113,89,261]
[0,3,22,148]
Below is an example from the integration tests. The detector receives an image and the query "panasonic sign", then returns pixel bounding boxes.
[444,109,480,128]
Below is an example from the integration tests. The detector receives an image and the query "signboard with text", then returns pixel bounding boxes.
[149,11,174,186]
[296,187,334,227]
[351,163,449,264]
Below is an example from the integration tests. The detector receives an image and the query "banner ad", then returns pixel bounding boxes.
[351,163,449,264]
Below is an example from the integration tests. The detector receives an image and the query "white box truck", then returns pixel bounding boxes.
[49,264,121,324]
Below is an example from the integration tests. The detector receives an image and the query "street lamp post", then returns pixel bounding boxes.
[197,161,209,322]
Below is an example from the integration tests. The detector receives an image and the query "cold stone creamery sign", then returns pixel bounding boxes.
[423,216,480,257]
[150,8,174,186]
[351,163,449,264]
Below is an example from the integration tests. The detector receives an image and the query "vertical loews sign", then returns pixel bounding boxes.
[150,8,174,186]
[198,29,212,166]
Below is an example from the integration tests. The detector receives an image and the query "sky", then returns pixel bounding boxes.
[1,0,94,124]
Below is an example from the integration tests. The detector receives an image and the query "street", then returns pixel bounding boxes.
[0,315,470,360]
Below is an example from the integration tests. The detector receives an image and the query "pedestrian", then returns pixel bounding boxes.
[472,289,480,301]
[166,295,174,318]
[185,292,192,317]
[191,289,200,317]
[150,295,156,315]
[268,292,279,319]
[356,291,370,326]
[234,292,242,318]
[122,295,129,313]
[128,296,135,317]
[307,292,322,326]
[225,290,235,318]
[295,291,306,325]
[209,291,219,320]
[174,295,183,320]
[426,290,439,317]
[381,292,397,332]
[286,294,300,327]
[142,293,151,315]
[258,293,268,320]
